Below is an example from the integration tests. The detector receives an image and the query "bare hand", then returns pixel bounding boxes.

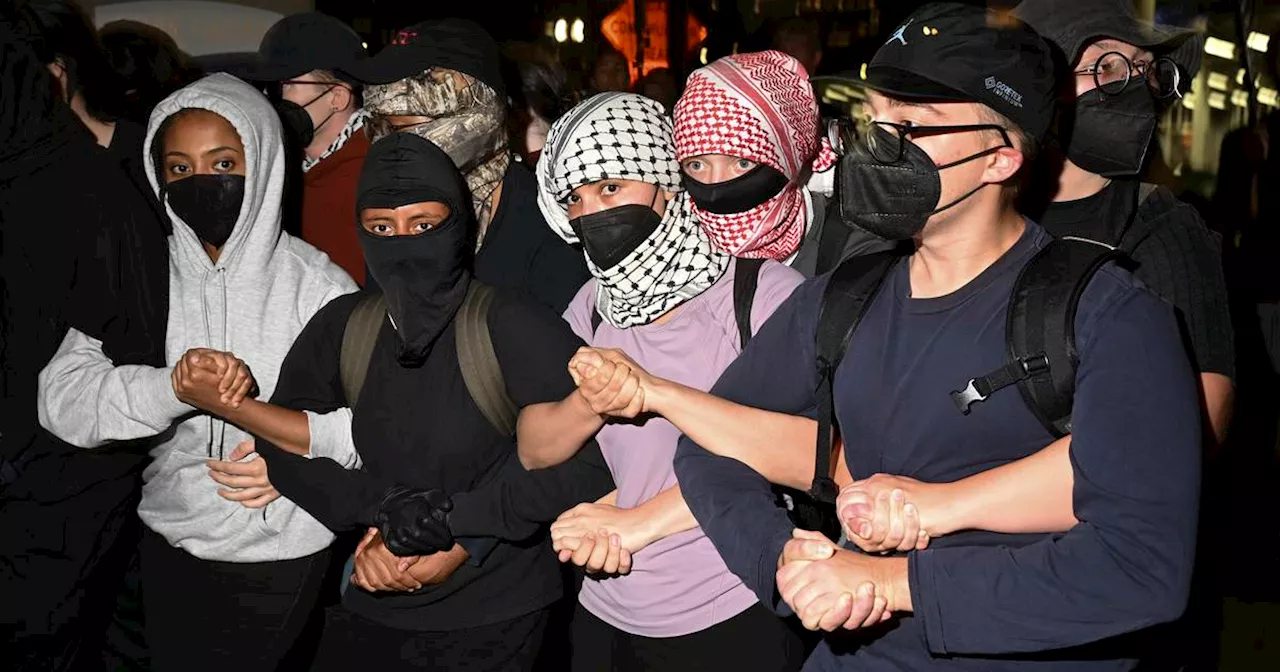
[399,543,469,585]
[837,474,940,551]
[552,501,654,555]
[555,529,632,576]
[567,347,652,419]
[352,528,422,593]
[206,439,279,508]
[776,529,894,632]
[173,349,257,411]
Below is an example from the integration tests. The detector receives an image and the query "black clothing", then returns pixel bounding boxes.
[343,18,505,96]
[139,529,328,672]
[244,12,366,83]
[357,134,473,365]
[569,602,804,672]
[1034,180,1235,378]
[791,191,896,277]
[1,24,169,668]
[257,288,613,631]
[311,605,548,672]
[675,221,1202,670]
[475,160,590,314]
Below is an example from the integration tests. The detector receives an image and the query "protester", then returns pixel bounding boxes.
[350,19,589,313]
[674,50,889,274]
[0,4,169,669]
[36,73,357,671]
[666,4,1199,669]
[502,41,577,165]
[245,11,370,284]
[1015,0,1234,445]
[236,131,612,671]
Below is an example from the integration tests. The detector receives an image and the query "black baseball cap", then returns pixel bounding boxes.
[864,3,1057,140]
[343,19,505,98]
[243,12,366,83]
[1015,0,1202,87]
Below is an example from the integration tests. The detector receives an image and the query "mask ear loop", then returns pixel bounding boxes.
[928,135,1015,215]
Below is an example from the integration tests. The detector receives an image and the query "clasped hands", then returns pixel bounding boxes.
[171,347,257,413]
[567,347,654,419]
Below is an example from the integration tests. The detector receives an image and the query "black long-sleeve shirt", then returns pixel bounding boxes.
[674,222,1202,670]
[257,285,611,631]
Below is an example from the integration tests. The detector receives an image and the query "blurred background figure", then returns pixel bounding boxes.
[98,19,194,126]
[502,41,578,166]
[635,66,677,111]
[590,44,630,93]
[770,17,822,77]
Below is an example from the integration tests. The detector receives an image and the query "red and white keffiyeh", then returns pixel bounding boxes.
[674,50,838,260]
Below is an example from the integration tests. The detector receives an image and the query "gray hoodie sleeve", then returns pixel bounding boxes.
[38,328,191,448]
[304,408,361,468]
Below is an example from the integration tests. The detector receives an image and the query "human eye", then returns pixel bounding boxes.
[565,193,580,206]
[167,162,189,176]
[683,159,704,172]
[601,182,621,195]
[214,159,235,172]
[736,158,755,170]
[372,224,394,236]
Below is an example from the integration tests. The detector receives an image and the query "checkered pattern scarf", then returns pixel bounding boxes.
[302,108,368,173]
[536,92,729,328]
[674,50,837,260]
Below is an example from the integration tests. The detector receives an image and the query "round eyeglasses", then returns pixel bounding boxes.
[1074,51,1182,99]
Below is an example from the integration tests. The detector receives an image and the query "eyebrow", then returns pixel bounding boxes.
[888,99,943,116]
[202,146,240,156]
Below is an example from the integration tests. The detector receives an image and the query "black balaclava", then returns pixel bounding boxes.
[356,132,473,366]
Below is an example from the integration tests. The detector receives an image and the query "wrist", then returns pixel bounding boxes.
[925,480,966,537]
[877,556,912,613]
[645,376,678,415]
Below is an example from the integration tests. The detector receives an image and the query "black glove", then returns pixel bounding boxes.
[374,486,456,557]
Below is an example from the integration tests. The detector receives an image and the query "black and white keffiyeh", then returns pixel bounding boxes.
[302,108,368,173]
[536,92,729,328]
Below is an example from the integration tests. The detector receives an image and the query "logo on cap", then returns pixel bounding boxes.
[886,19,912,46]
[984,76,1023,109]
[392,29,418,46]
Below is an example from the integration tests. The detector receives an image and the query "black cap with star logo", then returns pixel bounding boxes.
[865,2,1057,140]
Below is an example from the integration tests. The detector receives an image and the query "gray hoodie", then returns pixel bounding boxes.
[37,74,358,562]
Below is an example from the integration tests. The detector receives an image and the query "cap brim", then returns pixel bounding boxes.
[863,65,972,102]
[1071,17,1203,78]
[342,51,417,85]
[237,56,310,83]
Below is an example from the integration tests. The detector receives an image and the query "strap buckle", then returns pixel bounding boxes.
[950,379,987,415]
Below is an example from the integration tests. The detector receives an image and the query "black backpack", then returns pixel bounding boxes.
[340,281,518,437]
[804,183,1164,510]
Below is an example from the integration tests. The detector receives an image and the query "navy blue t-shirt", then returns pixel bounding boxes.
[674,221,1202,671]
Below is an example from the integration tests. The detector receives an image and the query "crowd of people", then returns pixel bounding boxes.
[0,0,1259,671]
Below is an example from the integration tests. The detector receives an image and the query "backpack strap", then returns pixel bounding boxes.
[810,250,901,503]
[732,257,765,350]
[1115,182,1165,256]
[339,291,388,407]
[949,238,1118,437]
[456,282,519,437]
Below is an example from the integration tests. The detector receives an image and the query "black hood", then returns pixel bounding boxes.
[356,133,473,366]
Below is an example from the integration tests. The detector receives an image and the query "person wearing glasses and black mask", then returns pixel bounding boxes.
[1015,0,1235,449]
[248,12,371,284]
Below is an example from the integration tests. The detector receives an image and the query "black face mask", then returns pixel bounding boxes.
[1062,85,1157,178]
[569,199,663,271]
[273,86,337,149]
[683,164,790,214]
[165,174,245,248]
[838,125,1002,241]
[358,217,470,366]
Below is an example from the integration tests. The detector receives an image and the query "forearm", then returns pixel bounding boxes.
[934,437,1076,536]
[649,378,817,490]
[1200,372,1233,450]
[516,393,604,469]
[220,399,310,456]
[633,485,698,546]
